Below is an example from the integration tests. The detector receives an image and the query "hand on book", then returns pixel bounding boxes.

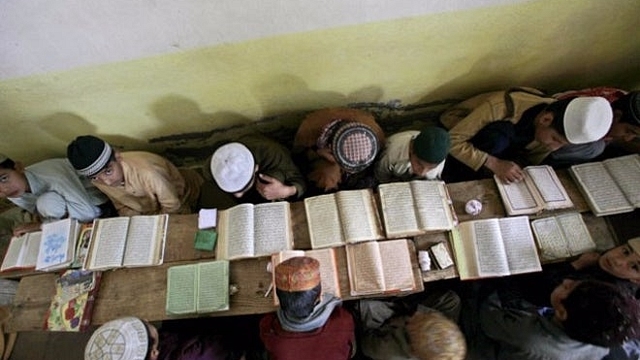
[484,156,524,184]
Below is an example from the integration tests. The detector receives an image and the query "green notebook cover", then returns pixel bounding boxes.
[165,260,230,315]
[194,230,217,251]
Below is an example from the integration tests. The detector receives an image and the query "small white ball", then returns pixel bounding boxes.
[465,199,482,216]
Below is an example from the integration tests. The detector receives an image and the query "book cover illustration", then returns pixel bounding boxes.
[45,269,101,332]
[71,225,93,268]
[39,232,68,268]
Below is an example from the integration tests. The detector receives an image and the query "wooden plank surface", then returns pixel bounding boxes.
[3,173,596,333]
[6,241,423,333]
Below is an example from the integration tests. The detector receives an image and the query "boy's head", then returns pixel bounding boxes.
[535,96,612,151]
[85,317,159,360]
[274,256,322,318]
[609,91,640,142]
[551,279,640,347]
[0,154,29,198]
[409,127,450,177]
[405,310,466,360]
[599,237,640,283]
[67,135,124,187]
[209,142,257,198]
[317,120,380,174]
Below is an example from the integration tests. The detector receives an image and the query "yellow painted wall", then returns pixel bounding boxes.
[1,0,638,164]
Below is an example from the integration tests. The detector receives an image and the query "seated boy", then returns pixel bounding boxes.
[67,135,203,216]
[479,279,640,360]
[203,133,306,208]
[358,290,466,360]
[84,316,245,360]
[375,126,450,183]
[259,256,355,360]
[548,89,640,164]
[293,107,385,192]
[440,87,612,183]
[0,153,109,235]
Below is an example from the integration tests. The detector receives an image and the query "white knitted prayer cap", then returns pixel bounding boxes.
[564,97,612,144]
[209,142,255,193]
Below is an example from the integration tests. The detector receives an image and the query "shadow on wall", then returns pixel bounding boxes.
[251,73,385,115]
[37,112,151,152]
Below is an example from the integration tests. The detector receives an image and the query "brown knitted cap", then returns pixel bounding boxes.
[275,256,321,292]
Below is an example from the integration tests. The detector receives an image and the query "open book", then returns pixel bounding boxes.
[36,218,80,272]
[304,189,384,249]
[44,269,102,332]
[494,165,573,216]
[271,248,340,305]
[165,260,229,315]
[216,201,293,260]
[83,214,168,271]
[531,212,596,262]
[1,231,42,272]
[451,216,542,280]
[378,180,456,238]
[569,154,640,216]
[345,239,420,296]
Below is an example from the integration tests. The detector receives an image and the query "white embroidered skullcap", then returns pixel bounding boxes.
[36,192,67,219]
[209,142,255,193]
[564,97,612,144]
[84,317,149,360]
[628,237,640,256]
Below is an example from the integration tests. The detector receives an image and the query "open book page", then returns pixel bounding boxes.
[336,189,383,243]
[166,264,197,315]
[570,162,632,216]
[555,213,596,256]
[459,219,511,278]
[603,154,640,207]
[498,216,541,275]
[450,228,479,280]
[85,217,130,270]
[531,217,570,261]
[37,218,77,271]
[305,194,344,249]
[526,166,573,210]
[1,234,31,271]
[494,175,542,216]
[217,204,255,259]
[122,215,167,267]
[411,180,455,231]
[346,241,385,296]
[306,248,341,298]
[196,260,229,313]
[378,182,420,238]
[24,232,42,267]
[378,239,416,292]
[253,202,293,257]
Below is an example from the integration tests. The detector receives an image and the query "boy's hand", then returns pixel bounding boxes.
[571,252,600,270]
[256,174,296,200]
[484,155,525,184]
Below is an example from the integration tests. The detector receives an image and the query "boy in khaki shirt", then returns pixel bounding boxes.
[67,135,203,216]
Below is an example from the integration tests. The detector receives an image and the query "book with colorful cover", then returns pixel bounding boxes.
[44,269,102,332]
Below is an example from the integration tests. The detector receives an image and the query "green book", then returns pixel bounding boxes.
[165,260,230,315]
[194,230,217,251]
